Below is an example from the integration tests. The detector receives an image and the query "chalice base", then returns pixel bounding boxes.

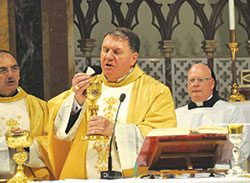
[227,165,250,178]
[81,134,109,141]
[8,168,33,183]
[227,165,245,176]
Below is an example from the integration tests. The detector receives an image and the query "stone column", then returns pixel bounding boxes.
[247,40,250,55]
[78,38,96,57]
[42,0,75,100]
[202,40,217,69]
[158,40,175,58]
[78,38,96,67]
[158,40,175,90]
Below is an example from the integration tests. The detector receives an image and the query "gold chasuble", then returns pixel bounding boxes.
[48,65,177,179]
[0,87,53,180]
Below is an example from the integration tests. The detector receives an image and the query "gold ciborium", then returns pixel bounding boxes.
[81,81,108,141]
[227,124,247,176]
[5,131,34,183]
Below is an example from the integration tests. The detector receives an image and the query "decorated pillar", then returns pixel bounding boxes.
[158,40,175,89]
[202,40,217,69]
[247,40,250,55]
[78,38,96,66]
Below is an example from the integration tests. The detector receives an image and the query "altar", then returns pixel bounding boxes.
[32,177,250,183]
[232,101,250,122]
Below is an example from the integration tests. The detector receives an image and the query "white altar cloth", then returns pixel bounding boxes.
[35,177,250,183]
[232,101,250,123]
[232,101,250,172]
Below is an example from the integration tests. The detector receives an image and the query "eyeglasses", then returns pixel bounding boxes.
[187,78,211,84]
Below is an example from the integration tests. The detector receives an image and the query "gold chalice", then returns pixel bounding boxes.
[86,81,102,116]
[5,131,34,183]
[227,124,248,176]
[81,81,108,141]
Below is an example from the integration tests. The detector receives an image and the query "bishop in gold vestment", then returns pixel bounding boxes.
[48,28,177,179]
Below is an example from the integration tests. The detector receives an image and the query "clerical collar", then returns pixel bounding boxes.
[0,88,19,97]
[194,95,212,107]
[107,67,134,83]
[188,93,220,110]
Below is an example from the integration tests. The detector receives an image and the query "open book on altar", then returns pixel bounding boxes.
[147,126,228,136]
[136,126,228,172]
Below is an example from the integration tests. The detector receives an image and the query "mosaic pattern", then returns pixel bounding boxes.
[75,57,250,108]
[136,58,166,84]
[214,58,250,100]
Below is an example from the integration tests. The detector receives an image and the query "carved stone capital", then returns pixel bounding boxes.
[158,40,175,58]
[202,40,217,58]
[78,38,96,57]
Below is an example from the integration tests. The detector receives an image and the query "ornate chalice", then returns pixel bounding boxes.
[5,131,34,183]
[86,82,102,116]
[227,124,248,176]
[81,81,108,141]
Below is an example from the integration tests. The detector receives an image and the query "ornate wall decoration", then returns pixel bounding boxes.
[74,0,102,56]
[214,57,250,100]
[73,0,249,85]
[76,56,250,107]
[8,0,249,100]
[235,0,250,41]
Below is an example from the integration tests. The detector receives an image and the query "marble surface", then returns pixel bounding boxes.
[15,0,44,99]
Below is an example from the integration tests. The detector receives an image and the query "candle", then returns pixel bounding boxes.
[228,0,235,30]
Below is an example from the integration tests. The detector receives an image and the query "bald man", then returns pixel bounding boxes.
[176,63,249,166]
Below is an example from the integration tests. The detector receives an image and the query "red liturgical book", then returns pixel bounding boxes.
[136,127,228,171]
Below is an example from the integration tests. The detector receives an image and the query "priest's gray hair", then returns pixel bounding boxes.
[104,27,140,54]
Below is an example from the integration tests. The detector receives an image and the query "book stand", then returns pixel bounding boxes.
[134,133,228,178]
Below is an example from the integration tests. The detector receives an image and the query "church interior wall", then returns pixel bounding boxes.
[0,0,249,106]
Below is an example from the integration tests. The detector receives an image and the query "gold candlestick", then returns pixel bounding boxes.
[227,30,246,102]
[5,131,34,183]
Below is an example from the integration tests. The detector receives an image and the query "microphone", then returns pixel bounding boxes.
[100,93,126,179]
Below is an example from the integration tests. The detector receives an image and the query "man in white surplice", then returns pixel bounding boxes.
[175,63,249,167]
[48,27,177,179]
[0,50,52,180]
